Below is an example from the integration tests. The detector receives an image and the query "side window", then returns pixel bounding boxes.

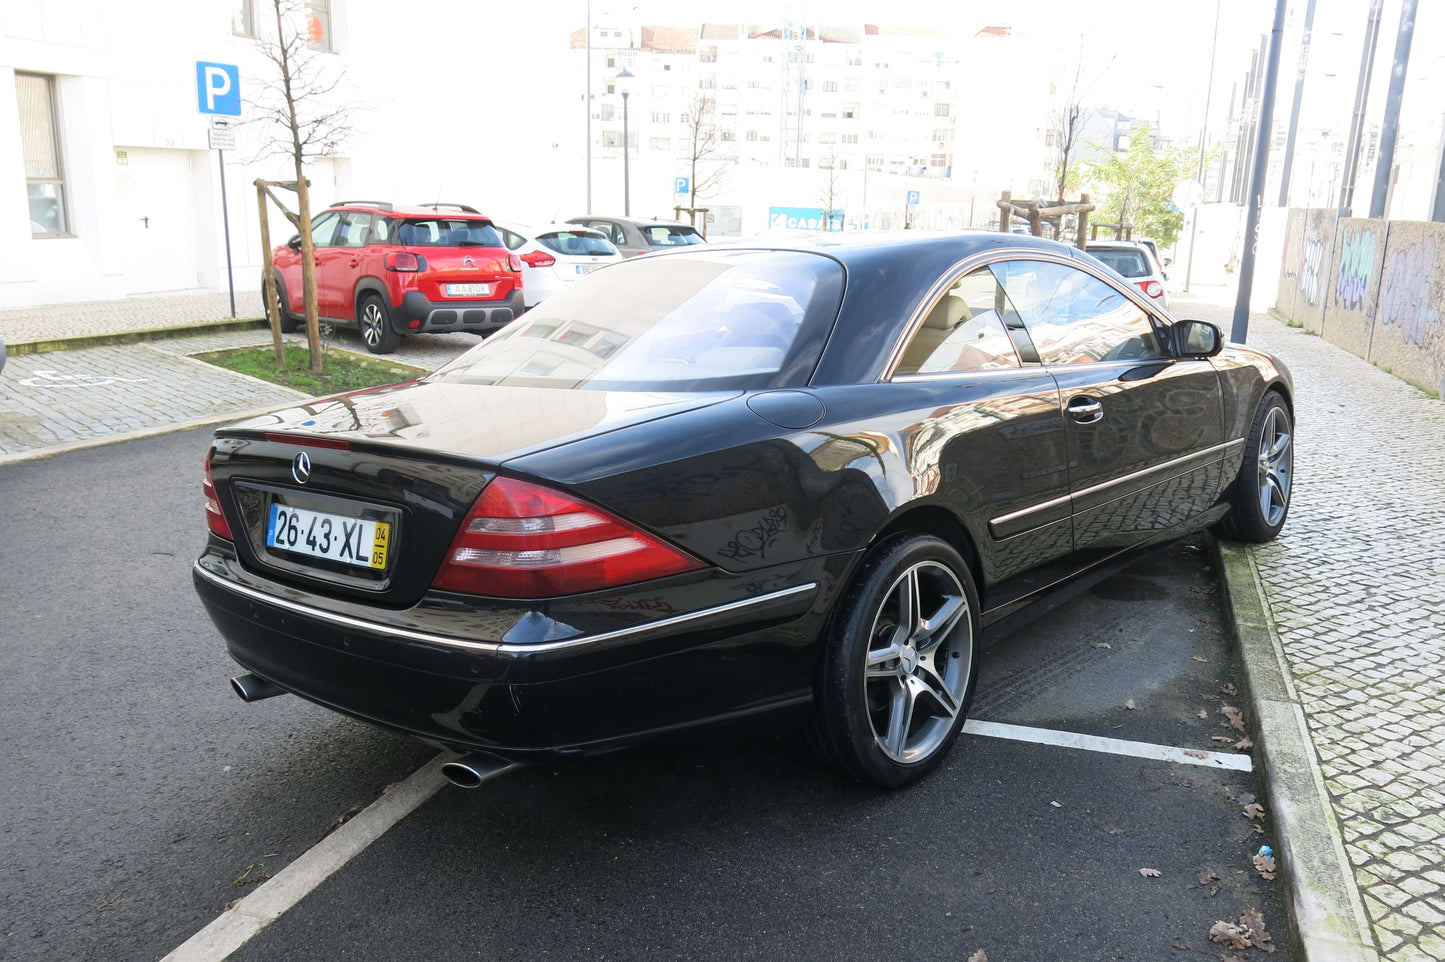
[371,216,392,244]
[333,212,372,248]
[895,267,1022,375]
[989,260,1166,365]
[499,228,527,250]
[308,211,340,247]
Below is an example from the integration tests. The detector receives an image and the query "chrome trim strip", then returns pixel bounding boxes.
[193,563,817,655]
[986,438,1243,535]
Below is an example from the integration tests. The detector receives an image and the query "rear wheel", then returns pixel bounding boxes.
[1216,392,1293,542]
[810,534,980,788]
[358,294,400,354]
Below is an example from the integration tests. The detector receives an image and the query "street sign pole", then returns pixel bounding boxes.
[196,62,242,318]
[210,122,238,318]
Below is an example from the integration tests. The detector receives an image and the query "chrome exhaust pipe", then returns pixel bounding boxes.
[440,752,517,789]
[230,673,287,703]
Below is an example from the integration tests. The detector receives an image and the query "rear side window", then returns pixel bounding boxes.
[644,225,705,247]
[1090,249,1150,278]
[428,250,845,391]
[895,267,1022,375]
[538,230,618,256]
[397,218,503,248]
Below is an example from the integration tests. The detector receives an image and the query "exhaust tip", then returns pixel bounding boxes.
[441,753,516,789]
[231,673,286,703]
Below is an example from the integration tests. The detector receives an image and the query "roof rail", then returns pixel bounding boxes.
[416,202,480,214]
[334,200,394,211]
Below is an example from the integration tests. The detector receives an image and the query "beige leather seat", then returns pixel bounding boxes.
[898,294,971,373]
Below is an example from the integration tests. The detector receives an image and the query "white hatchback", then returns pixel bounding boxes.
[1085,240,1171,311]
[495,223,624,308]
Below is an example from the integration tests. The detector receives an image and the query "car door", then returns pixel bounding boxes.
[890,265,1073,584]
[320,211,372,321]
[281,210,339,314]
[991,257,1226,554]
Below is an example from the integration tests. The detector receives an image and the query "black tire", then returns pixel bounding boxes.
[1215,391,1294,543]
[270,277,300,333]
[358,293,400,354]
[809,533,981,788]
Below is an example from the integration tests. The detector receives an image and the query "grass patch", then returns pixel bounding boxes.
[195,343,427,395]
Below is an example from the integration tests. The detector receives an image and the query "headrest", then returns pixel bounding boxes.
[924,294,969,330]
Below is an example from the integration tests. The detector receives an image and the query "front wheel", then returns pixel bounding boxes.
[810,534,980,788]
[1216,392,1293,542]
[358,294,400,354]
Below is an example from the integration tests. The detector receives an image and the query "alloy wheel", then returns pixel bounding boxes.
[864,561,973,764]
[361,302,384,347]
[1257,406,1293,527]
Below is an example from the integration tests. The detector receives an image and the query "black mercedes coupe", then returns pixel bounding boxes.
[195,232,1294,788]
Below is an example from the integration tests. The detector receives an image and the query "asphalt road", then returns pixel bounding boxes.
[0,428,1291,962]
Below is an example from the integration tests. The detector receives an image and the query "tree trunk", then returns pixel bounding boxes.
[256,181,286,367]
[294,161,323,375]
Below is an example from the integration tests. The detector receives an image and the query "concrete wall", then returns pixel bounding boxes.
[1275,209,1445,397]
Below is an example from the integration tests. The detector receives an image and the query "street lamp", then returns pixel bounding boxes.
[617,69,634,216]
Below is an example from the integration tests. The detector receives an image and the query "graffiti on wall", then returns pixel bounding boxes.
[1335,227,1378,311]
[1378,236,1440,348]
[1298,233,1325,306]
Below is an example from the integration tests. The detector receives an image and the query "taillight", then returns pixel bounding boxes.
[1137,280,1164,299]
[385,251,420,272]
[518,250,553,269]
[204,450,233,541]
[432,477,703,598]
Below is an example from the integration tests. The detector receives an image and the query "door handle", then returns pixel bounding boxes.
[348,258,360,267]
[1066,395,1104,423]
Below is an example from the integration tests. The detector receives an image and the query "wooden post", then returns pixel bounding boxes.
[998,191,1011,232]
[1076,193,1091,249]
[1028,203,1043,237]
[256,180,285,367]
[293,166,323,374]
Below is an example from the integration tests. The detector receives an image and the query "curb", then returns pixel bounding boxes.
[1213,538,1380,962]
[4,318,268,356]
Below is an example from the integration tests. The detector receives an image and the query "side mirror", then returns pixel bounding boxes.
[1173,319,1223,358]
[1162,256,1173,267]
[287,234,302,251]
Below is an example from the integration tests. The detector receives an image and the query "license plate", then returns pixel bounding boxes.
[445,283,491,297]
[575,264,601,275]
[267,504,390,570]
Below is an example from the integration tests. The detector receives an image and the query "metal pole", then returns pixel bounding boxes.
[217,148,236,318]
[1369,0,1416,218]
[621,90,630,216]
[1217,80,1236,202]
[1278,0,1317,206]
[1185,0,1222,293]
[1232,0,1288,344]
[1340,0,1384,214]
[585,1,592,215]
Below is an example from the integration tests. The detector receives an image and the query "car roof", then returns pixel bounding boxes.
[329,201,494,220]
[567,215,692,228]
[1085,240,1149,251]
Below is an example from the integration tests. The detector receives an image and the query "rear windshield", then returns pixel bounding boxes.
[398,218,503,248]
[538,230,617,256]
[427,250,845,391]
[643,224,706,247]
[1090,249,1151,278]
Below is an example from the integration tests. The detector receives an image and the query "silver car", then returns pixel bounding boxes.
[1085,240,1171,310]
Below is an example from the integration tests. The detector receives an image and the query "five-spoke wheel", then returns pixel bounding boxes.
[359,294,399,354]
[1218,391,1294,542]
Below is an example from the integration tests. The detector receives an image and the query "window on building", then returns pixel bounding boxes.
[700,46,718,63]
[747,80,761,89]
[721,129,735,141]
[606,80,615,94]
[895,78,911,89]
[844,80,859,93]
[818,132,834,144]
[650,137,671,150]
[231,0,256,37]
[746,130,758,141]
[843,103,858,119]
[841,133,858,145]
[801,157,810,168]
[869,130,884,141]
[821,111,837,119]
[1045,128,1055,147]
[931,152,948,167]
[17,73,68,236]
[934,103,950,117]
[700,75,717,90]
[804,79,813,91]
[305,0,333,52]
[607,56,616,68]
[866,154,883,169]
[822,80,839,92]
[601,103,615,121]
[651,112,670,123]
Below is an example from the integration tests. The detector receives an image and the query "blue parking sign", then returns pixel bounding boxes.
[195,62,241,116]
[906,190,921,206]
[674,176,690,195]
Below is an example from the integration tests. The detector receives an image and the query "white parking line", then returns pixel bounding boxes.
[963,719,1254,771]
[162,754,456,962]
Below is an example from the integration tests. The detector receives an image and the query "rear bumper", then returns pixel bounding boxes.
[193,549,838,759]
[395,290,525,335]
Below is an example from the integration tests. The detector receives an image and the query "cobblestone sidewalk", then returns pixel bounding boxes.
[0,290,264,344]
[1180,291,1445,962]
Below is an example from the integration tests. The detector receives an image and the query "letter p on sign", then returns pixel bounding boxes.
[196,62,241,116]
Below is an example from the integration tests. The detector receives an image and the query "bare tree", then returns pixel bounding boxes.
[1049,49,1111,202]
[682,94,728,216]
[247,0,356,373]
[818,152,845,231]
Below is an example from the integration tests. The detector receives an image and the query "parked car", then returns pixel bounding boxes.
[198,232,1293,789]
[1085,239,1171,310]
[1136,237,1170,274]
[268,201,525,354]
[494,222,624,307]
[564,215,706,257]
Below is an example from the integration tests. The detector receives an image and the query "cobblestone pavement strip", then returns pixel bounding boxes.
[0,290,264,343]
[1180,290,1445,962]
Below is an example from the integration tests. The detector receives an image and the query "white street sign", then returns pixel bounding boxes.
[209,126,236,151]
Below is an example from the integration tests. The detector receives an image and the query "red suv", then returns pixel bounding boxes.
[269,201,525,354]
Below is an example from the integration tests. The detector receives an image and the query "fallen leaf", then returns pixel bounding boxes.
[1239,908,1275,952]
[1092,642,1112,649]
[1253,853,1277,880]
[967,952,989,962]
[1184,749,1209,758]
[1125,699,1136,710]
[1139,867,1162,878]
[1209,920,1252,951]
[1234,735,1254,750]
[1221,682,1238,695]
[1170,940,1192,951]
[1211,736,1234,743]
[1220,706,1247,732]
[1105,826,1124,835]
[1242,802,1265,820]
[1239,793,1256,805]
[1192,655,1209,663]
[1197,709,1209,719]
[1199,871,1222,896]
